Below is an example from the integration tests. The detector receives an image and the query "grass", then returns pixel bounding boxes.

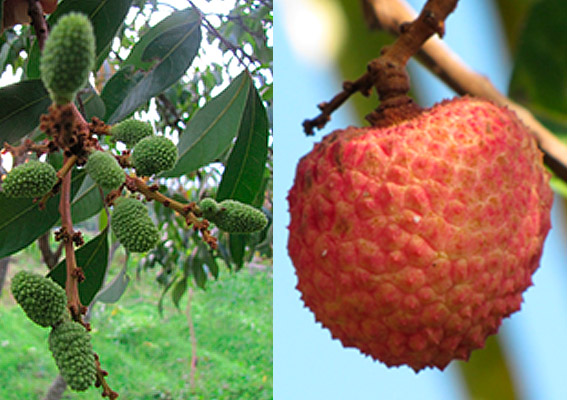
[0,243,272,400]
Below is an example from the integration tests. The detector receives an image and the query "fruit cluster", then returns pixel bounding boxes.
[11,271,96,391]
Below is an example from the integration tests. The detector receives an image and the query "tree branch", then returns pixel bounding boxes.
[363,0,567,182]
[27,0,48,51]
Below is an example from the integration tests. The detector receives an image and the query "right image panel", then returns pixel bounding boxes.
[274,0,567,399]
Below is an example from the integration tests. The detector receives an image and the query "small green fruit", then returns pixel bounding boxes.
[40,12,95,104]
[11,271,66,327]
[110,119,154,147]
[111,197,160,252]
[85,151,125,191]
[131,136,177,176]
[2,160,57,198]
[199,198,267,233]
[49,321,96,391]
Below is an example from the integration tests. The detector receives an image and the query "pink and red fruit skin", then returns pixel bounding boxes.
[287,97,553,372]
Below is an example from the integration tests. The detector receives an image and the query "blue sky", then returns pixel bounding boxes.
[273,1,567,399]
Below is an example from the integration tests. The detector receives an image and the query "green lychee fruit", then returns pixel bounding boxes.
[287,97,553,372]
[110,119,154,147]
[111,197,160,252]
[11,270,67,327]
[85,151,125,191]
[49,321,96,391]
[131,135,177,177]
[40,12,95,105]
[199,198,268,233]
[2,160,57,198]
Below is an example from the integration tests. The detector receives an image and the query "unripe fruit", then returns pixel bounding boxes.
[85,151,125,191]
[10,270,66,327]
[111,197,160,252]
[287,97,553,371]
[2,160,57,198]
[200,198,268,233]
[110,119,154,147]
[131,135,177,176]
[40,12,95,105]
[49,321,96,391]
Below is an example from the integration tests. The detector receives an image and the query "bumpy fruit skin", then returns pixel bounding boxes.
[40,12,95,104]
[11,271,66,327]
[131,136,177,176]
[2,160,57,198]
[110,119,154,147]
[49,321,96,391]
[287,97,553,371]
[85,151,125,191]
[111,197,160,252]
[200,198,268,233]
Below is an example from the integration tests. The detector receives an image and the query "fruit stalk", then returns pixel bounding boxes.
[304,0,459,131]
[364,0,567,183]
[58,157,82,321]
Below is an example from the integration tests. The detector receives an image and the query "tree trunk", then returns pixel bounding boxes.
[42,375,67,400]
[0,257,10,297]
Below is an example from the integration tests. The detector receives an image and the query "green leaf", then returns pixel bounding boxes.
[171,275,187,309]
[457,335,518,400]
[94,263,129,304]
[163,71,254,177]
[27,0,134,78]
[0,169,86,258]
[192,257,207,289]
[0,80,50,144]
[77,85,106,121]
[158,275,178,316]
[198,240,219,279]
[229,234,246,270]
[216,73,269,204]
[49,227,109,305]
[102,8,202,123]
[508,0,567,128]
[69,174,105,224]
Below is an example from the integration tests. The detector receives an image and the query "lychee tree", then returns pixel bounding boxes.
[282,0,566,397]
[0,0,272,398]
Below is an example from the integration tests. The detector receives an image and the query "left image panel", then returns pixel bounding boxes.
[0,1,273,399]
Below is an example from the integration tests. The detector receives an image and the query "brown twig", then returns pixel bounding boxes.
[94,354,119,400]
[303,0,459,132]
[27,0,49,50]
[125,175,218,249]
[187,0,259,68]
[362,0,567,182]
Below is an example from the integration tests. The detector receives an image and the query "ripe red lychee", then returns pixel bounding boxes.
[287,96,553,371]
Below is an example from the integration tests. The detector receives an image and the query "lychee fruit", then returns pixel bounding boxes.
[287,96,553,371]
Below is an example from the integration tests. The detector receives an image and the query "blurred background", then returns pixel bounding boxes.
[274,0,567,399]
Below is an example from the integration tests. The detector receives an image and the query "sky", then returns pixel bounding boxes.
[273,1,567,399]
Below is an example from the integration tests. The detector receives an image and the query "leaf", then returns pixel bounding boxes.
[508,0,567,128]
[27,0,134,78]
[158,275,178,316]
[191,256,207,289]
[171,275,187,309]
[49,227,109,305]
[0,169,86,258]
[102,8,202,123]
[198,240,219,279]
[216,73,269,203]
[163,71,254,177]
[77,85,106,121]
[69,174,105,224]
[94,263,129,304]
[0,80,50,144]
[457,335,518,400]
[229,234,246,270]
